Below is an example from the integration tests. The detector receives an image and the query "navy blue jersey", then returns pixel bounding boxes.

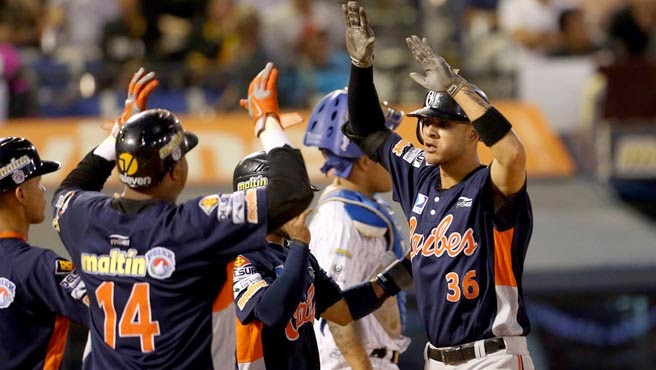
[0,233,88,370]
[379,133,533,347]
[52,187,268,370]
[233,243,343,370]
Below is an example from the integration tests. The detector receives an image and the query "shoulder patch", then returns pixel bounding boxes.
[392,139,411,157]
[0,277,16,309]
[54,258,75,275]
[198,194,220,216]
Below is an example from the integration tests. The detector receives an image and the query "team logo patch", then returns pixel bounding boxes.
[457,196,473,208]
[11,170,25,185]
[54,258,74,275]
[0,277,16,309]
[245,189,259,224]
[198,194,220,216]
[412,193,428,214]
[145,247,176,280]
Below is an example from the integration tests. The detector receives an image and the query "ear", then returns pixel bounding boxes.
[356,156,371,171]
[14,186,27,206]
[469,128,479,143]
[169,162,184,183]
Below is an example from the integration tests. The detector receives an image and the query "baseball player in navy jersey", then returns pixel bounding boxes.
[231,151,413,370]
[340,2,535,369]
[0,137,89,370]
[302,89,410,370]
[51,62,315,370]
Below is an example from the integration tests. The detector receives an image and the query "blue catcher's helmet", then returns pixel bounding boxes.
[303,89,403,178]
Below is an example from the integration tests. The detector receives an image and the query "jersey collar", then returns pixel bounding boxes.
[0,231,27,242]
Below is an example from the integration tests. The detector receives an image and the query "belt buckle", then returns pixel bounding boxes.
[441,346,465,365]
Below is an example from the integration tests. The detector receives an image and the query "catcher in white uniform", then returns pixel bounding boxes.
[304,89,410,370]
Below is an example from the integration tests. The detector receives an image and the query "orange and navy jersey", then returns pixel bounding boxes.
[233,243,343,370]
[379,133,533,347]
[52,185,268,370]
[0,233,88,370]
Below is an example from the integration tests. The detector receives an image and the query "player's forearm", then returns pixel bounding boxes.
[348,64,386,137]
[327,321,374,370]
[56,150,115,195]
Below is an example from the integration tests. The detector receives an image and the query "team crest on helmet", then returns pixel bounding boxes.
[145,247,176,280]
[0,277,16,309]
[11,170,25,185]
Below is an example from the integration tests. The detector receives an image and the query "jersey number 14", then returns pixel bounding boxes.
[96,281,161,352]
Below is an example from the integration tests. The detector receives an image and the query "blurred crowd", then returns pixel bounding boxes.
[1,0,656,121]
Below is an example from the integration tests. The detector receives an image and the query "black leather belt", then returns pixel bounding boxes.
[426,338,506,365]
[370,348,400,364]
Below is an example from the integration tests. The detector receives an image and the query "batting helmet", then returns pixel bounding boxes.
[303,89,404,178]
[408,87,488,144]
[115,109,198,189]
[0,137,60,192]
[233,151,319,192]
[233,151,270,192]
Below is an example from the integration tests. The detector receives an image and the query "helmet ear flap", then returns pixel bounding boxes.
[416,120,424,145]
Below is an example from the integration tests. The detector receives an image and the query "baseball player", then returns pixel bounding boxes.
[51,62,314,369]
[340,2,535,369]
[0,137,88,370]
[303,88,410,370]
[231,151,413,370]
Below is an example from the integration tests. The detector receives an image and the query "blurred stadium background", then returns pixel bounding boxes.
[1,0,655,369]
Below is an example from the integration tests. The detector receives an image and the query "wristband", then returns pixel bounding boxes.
[471,107,512,147]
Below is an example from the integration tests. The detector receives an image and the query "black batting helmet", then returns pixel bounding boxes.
[0,137,60,192]
[232,151,270,192]
[233,151,319,192]
[408,86,488,144]
[115,109,198,189]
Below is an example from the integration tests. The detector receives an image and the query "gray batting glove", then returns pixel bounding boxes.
[343,1,375,68]
[405,35,467,96]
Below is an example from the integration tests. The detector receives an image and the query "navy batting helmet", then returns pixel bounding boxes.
[408,86,488,144]
[0,137,60,192]
[233,151,318,192]
[115,109,198,189]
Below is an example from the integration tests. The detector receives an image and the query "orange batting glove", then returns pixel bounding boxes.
[240,62,281,136]
[101,68,159,136]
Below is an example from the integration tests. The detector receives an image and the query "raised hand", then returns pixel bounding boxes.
[240,62,281,136]
[279,208,312,244]
[102,68,159,136]
[343,1,375,68]
[405,35,467,96]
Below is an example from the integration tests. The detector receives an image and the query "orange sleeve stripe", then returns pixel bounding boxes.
[235,319,264,363]
[43,316,70,370]
[213,261,235,312]
[494,228,517,287]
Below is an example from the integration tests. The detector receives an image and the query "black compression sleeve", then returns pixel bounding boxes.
[254,241,310,326]
[266,145,313,232]
[348,65,387,137]
[57,149,115,194]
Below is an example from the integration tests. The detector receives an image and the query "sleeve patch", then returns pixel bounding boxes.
[59,269,88,304]
[198,194,220,216]
[217,194,232,221]
[0,277,16,309]
[54,258,75,275]
[392,139,411,157]
[245,189,259,224]
[236,279,268,310]
[403,148,422,164]
[412,152,426,168]
[231,191,246,224]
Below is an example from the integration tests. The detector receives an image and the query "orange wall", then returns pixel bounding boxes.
[0,101,574,187]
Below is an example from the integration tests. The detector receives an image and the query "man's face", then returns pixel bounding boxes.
[20,176,46,224]
[419,117,473,166]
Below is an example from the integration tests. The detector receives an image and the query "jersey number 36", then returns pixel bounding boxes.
[96,281,161,352]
